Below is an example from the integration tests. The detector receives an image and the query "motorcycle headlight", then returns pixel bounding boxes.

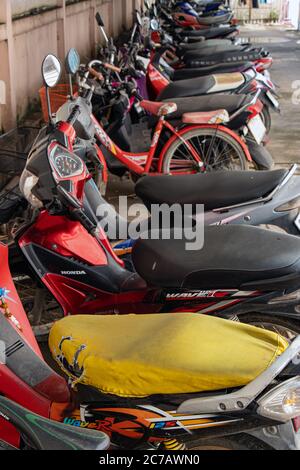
[257,377,300,422]
[19,169,43,209]
[48,144,84,181]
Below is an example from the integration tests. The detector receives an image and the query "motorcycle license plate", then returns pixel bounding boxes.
[248,115,266,145]
[266,90,279,109]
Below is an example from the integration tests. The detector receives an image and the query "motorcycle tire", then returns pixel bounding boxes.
[162,127,250,174]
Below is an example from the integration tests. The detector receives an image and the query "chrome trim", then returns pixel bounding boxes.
[228,89,261,122]
[212,164,298,213]
[177,335,300,415]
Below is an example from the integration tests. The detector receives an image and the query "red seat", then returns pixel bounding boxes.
[182,109,229,125]
[140,100,177,117]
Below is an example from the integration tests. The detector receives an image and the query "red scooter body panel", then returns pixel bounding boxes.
[147,63,170,98]
[173,12,199,28]
[20,212,108,266]
[0,243,41,355]
[0,243,68,446]
[42,274,160,316]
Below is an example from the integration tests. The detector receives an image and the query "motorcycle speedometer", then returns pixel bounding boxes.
[49,144,84,180]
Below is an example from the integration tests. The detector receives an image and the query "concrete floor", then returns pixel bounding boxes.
[240,25,300,168]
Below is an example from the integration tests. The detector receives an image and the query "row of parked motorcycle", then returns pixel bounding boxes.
[1,0,300,451]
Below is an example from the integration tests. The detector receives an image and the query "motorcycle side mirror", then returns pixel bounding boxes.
[65,48,80,99]
[153,5,158,16]
[42,54,61,88]
[136,11,142,26]
[150,19,159,31]
[65,48,80,75]
[144,0,151,10]
[95,11,109,44]
[41,54,62,124]
[95,12,104,27]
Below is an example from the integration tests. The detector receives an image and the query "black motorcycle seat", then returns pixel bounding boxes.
[178,39,234,51]
[179,25,238,39]
[159,75,216,100]
[148,94,250,128]
[183,48,262,62]
[132,225,300,290]
[157,72,245,100]
[196,12,233,25]
[179,43,243,55]
[172,62,253,80]
[164,94,251,119]
[135,169,288,210]
[184,50,265,68]
[183,44,247,56]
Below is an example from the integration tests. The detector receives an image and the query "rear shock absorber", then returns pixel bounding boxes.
[162,438,186,450]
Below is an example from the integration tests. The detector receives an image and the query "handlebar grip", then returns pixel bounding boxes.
[104,62,122,74]
[67,105,81,125]
[88,67,104,81]
[71,207,96,233]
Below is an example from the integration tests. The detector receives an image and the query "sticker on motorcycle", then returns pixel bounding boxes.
[0,288,16,303]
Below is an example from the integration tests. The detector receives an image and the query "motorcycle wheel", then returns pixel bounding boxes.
[260,105,271,136]
[162,128,250,174]
[187,434,273,450]
[237,313,300,343]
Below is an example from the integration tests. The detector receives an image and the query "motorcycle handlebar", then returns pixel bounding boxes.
[66,105,81,125]
[103,62,122,74]
[88,67,104,81]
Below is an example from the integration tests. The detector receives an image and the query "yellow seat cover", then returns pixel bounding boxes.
[49,313,287,397]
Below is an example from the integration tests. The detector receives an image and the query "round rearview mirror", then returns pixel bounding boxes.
[65,48,80,75]
[150,19,159,31]
[136,11,142,26]
[42,54,61,88]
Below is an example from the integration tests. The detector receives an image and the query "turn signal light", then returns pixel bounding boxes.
[257,377,300,422]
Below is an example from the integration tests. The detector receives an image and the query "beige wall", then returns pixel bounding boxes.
[0,0,144,131]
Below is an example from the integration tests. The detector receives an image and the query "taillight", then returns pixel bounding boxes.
[255,58,273,72]
[249,79,258,92]
[293,416,300,433]
[247,99,264,119]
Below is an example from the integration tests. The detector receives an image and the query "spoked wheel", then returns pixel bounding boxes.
[162,127,249,174]
[237,314,300,343]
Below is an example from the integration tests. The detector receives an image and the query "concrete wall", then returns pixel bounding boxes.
[11,1,58,17]
[232,0,283,21]
[0,0,144,131]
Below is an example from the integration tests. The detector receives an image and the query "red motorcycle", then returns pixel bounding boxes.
[3,53,300,451]
[2,237,300,449]
[12,54,300,340]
